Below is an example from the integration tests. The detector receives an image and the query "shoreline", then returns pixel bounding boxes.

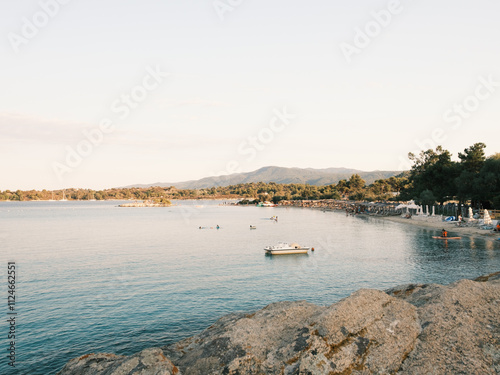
[0,197,243,202]
[278,203,500,241]
[371,214,500,240]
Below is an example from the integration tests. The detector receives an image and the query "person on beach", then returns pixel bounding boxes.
[441,229,448,237]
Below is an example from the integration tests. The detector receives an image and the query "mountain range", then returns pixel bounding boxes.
[124,166,402,189]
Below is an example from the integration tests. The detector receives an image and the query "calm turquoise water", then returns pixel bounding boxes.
[1,200,499,374]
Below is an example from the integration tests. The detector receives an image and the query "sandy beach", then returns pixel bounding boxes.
[280,201,500,241]
[376,214,500,240]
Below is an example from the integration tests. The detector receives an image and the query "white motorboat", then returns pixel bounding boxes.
[264,242,309,255]
[257,201,276,207]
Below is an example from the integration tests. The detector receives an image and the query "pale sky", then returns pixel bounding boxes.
[1,0,499,190]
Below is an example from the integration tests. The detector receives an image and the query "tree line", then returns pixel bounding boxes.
[0,176,406,203]
[401,143,500,209]
[1,142,498,208]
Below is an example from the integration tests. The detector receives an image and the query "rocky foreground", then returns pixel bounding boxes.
[57,273,500,375]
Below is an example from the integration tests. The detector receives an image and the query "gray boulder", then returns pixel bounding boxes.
[387,276,500,374]
[163,289,420,374]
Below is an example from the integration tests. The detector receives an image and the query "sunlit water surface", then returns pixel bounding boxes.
[0,200,499,374]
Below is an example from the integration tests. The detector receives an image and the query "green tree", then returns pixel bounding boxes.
[458,142,486,173]
[335,180,349,196]
[348,174,365,191]
[419,189,437,206]
[403,146,458,204]
[456,143,487,204]
[475,153,500,208]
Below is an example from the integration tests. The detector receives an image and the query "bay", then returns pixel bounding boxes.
[0,200,499,374]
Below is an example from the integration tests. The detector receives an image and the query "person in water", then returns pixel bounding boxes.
[441,228,448,237]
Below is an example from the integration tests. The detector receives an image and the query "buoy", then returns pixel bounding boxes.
[311,247,315,251]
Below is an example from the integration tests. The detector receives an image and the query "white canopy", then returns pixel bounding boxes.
[395,201,420,210]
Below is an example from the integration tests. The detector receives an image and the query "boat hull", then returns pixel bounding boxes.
[264,248,309,255]
[432,236,461,239]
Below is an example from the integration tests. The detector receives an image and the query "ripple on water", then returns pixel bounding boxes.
[0,200,499,374]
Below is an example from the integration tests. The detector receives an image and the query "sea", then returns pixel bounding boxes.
[1,200,499,374]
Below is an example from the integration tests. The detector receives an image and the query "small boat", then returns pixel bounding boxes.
[257,201,276,207]
[264,242,309,255]
[250,226,257,230]
[432,236,461,240]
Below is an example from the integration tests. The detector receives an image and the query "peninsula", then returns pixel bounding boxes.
[118,198,172,207]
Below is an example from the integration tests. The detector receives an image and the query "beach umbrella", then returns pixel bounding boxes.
[432,206,435,216]
[407,200,419,209]
[484,209,492,225]
[395,201,419,214]
[426,205,429,215]
[468,207,474,219]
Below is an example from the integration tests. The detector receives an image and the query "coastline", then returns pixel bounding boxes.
[277,202,499,241]
[372,214,500,240]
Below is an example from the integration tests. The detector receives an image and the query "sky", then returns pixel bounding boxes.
[1,0,499,190]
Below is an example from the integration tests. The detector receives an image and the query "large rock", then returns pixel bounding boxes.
[58,273,500,375]
[56,348,180,375]
[386,275,500,374]
[162,290,420,374]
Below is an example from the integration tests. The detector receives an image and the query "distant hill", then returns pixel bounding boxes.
[123,166,402,189]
